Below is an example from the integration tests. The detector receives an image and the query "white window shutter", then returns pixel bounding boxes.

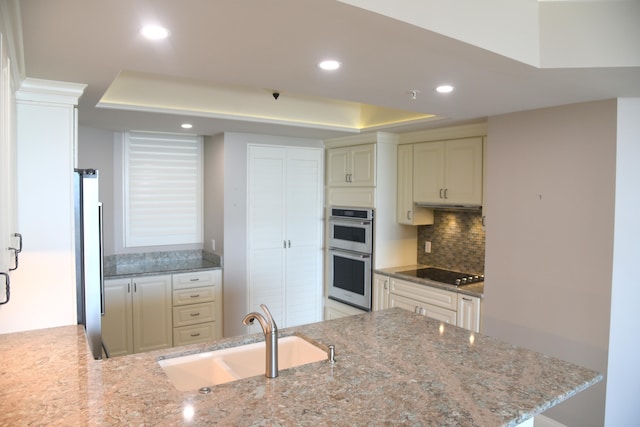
[124,132,202,247]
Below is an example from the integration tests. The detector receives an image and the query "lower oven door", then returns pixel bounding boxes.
[328,248,372,311]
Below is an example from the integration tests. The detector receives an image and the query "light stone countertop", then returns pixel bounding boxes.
[0,308,600,426]
[376,265,485,298]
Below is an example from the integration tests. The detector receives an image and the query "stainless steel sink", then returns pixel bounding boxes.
[158,335,328,391]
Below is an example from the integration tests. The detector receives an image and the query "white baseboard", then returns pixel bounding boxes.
[534,415,567,427]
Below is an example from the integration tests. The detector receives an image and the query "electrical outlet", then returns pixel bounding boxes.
[424,241,432,253]
[211,239,216,252]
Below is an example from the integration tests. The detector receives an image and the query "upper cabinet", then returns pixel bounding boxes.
[326,143,375,187]
[397,144,434,226]
[413,137,483,206]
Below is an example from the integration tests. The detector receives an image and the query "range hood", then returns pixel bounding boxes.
[415,202,482,212]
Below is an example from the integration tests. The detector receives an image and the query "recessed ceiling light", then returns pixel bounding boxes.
[318,60,341,71]
[181,123,193,129]
[140,25,170,40]
[436,85,454,94]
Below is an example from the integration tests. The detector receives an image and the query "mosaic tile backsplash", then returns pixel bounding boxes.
[417,210,485,274]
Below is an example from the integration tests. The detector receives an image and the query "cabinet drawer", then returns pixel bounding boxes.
[389,294,456,324]
[173,322,216,346]
[389,278,456,310]
[172,270,217,290]
[172,286,216,306]
[172,301,216,327]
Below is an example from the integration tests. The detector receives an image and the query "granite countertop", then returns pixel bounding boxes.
[104,259,220,278]
[376,264,485,298]
[0,309,601,426]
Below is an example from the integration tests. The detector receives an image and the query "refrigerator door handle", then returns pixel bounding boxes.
[98,202,105,316]
[0,272,9,305]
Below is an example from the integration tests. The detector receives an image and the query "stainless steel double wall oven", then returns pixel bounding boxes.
[328,207,373,311]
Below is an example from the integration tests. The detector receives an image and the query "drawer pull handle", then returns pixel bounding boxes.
[190,312,200,317]
[190,278,200,282]
[462,297,472,302]
[190,333,201,337]
[190,294,200,298]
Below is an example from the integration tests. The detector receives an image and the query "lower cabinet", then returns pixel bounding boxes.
[172,270,222,346]
[456,293,481,333]
[324,298,367,320]
[102,269,223,357]
[388,277,457,325]
[375,274,482,332]
[373,273,390,310]
[102,274,173,357]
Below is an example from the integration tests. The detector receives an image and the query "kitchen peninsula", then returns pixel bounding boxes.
[0,309,600,426]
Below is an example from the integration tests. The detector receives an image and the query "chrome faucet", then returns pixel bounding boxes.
[242,304,278,378]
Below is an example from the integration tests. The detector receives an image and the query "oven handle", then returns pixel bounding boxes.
[329,216,372,226]
[329,248,371,260]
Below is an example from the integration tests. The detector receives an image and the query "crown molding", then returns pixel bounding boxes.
[16,78,87,105]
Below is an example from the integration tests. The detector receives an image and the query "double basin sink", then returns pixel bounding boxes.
[158,335,328,391]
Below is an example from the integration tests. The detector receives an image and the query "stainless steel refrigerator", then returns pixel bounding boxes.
[74,168,107,359]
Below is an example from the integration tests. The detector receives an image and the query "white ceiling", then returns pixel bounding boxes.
[17,0,640,139]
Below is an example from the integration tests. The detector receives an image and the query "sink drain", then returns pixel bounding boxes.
[199,387,212,394]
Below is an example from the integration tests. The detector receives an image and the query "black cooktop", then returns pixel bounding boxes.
[397,267,484,286]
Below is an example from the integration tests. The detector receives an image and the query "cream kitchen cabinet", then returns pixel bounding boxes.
[413,137,483,206]
[389,293,457,324]
[372,273,390,311]
[326,143,375,187]
[324,298,366,320]
[102,274,173,356]
[388,277,457,324]
[172,270,223,346]
[456,293,481,333]
[397,144,434,225]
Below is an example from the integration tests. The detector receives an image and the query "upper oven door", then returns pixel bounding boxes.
[328,216,373,253]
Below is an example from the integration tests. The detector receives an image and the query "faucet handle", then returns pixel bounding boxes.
[259,304,278,330]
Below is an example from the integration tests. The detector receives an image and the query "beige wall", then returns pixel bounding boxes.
[483,100,617,426]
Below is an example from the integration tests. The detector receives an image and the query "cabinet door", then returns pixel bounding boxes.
[372,273,390,311]
[413,141,445,203]
[397,145,433,225]
[324,298,366,320]
[326,146,350,186]
[444,138,483,205]
[248,145,286,331]
[389,293,422,313]
[132,274,172,353]
[350,144,375,186]
[457,294,481,332]
[102,278,133,357]
[284,148,323,326]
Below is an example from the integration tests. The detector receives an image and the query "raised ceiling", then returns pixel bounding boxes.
[17,0,640,139]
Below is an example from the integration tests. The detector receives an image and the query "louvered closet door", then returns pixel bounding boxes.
[284,148,323,327]
[247,145,322,329]
[248,145,286,327]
